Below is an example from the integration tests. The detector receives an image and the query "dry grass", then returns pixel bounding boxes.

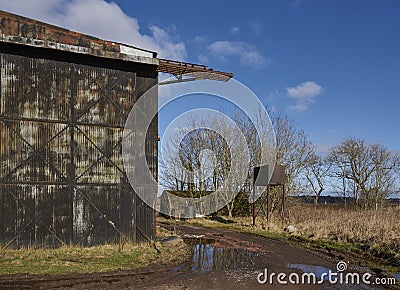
[183,205,400,269]
[183,215,286,240]
[0,225,190,275]
[287,204,400,252]
[192,205,400,253]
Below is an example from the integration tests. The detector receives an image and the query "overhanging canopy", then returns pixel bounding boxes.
[157,58,233,84]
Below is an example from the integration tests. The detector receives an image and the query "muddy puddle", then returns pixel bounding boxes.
[289,263,398,289]
[290,263,400,283]
[288,263,334,279]
[173,237,260,273]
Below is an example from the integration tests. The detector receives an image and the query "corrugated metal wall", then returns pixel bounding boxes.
[0,51,157,248]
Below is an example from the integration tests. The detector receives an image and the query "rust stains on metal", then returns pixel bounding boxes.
[0,10,233,82]
[0,10,158,66]
[0,11,158,249]
[157,59,234,82]
[0,51,158,249]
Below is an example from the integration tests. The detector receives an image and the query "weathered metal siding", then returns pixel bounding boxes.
[0,50,157,248]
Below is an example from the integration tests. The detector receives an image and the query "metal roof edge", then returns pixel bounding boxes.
[0,10,158,66]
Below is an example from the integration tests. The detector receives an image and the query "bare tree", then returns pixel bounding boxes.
[273,113,314,195]
[160,109,318,216]
[159,112,250,217]
[327,137,399,209]
[159,131,190,192]
[326,148,352,205]
[305,150,330,204]
[365,144,399,209]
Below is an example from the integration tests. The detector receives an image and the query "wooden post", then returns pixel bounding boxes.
[267,185,271,223]
[282,184,286,227]
[252,185,256,226]
[174,220,176,235]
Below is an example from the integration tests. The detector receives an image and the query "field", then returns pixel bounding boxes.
[184,204,400,272]
[288,204,400,252]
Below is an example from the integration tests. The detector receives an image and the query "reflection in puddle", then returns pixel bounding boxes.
[184,237,216,245]
[174,238,259,273]
[288,263,334,280]
[289,263,397,290]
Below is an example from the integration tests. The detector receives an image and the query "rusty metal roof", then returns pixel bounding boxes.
[157,59,233,82]
[0,10,233,81]
[0,10,158,65]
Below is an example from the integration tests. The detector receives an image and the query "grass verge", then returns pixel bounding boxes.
[0,226,190,275]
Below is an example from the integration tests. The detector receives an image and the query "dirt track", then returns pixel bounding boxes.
[0,223,393,289]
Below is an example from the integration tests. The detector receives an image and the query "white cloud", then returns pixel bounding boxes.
[198,54,208,63]
[208,41,267,69]
[248,19,261,34]
[194,35,207,44]
[0,0,186,60]
[286,81,323,99]
[0,0,64,23]
[148,25,187,60]
[285,81,323,112]
[287,102,309,112]
[230,26,239,34]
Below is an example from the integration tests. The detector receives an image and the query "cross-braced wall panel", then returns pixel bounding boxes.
[0,52,157,248]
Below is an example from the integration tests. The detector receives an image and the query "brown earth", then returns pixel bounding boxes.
[0,223,395,290]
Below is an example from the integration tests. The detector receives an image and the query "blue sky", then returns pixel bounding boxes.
[1,0,399,153]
